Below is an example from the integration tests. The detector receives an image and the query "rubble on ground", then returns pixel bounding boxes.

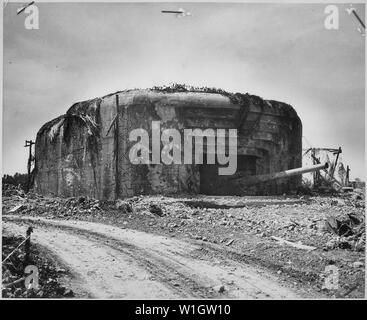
[2,185,103,217]
[2,186,365,252]
[2,185,365,298]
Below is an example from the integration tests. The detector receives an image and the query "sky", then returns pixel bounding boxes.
[2,2,365,179]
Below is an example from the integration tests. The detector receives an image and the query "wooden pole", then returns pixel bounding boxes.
[24,140,35,192]
[330,147,342,180]
[24,226,33,266]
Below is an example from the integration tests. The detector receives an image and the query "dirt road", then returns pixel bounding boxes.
[2,215,302,299]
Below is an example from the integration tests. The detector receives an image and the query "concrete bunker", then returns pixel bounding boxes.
[34,86,303,199]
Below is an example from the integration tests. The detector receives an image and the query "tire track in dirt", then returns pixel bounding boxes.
[3,215,301,299]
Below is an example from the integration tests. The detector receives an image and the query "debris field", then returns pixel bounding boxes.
[2,184,365,298]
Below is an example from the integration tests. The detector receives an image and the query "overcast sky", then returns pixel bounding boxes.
[2,2,365,179]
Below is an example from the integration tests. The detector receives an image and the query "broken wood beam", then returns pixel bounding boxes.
[270,236,317,251]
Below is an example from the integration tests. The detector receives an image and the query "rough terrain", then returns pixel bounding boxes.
[3,216,301,299]
[2,185,365,298]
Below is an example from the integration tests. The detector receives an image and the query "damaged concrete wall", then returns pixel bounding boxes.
[34,87,302,199]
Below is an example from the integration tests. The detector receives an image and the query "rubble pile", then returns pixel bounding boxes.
[2,189,365,298]
[2,189,365,252]
[112,194,365,252]
[2,190,103,218]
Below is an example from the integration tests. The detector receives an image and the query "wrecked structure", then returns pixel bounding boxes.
[34,85,303,199]
[302,147,348,190]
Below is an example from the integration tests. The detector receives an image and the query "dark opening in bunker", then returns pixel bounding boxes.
[199,154,257,195]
